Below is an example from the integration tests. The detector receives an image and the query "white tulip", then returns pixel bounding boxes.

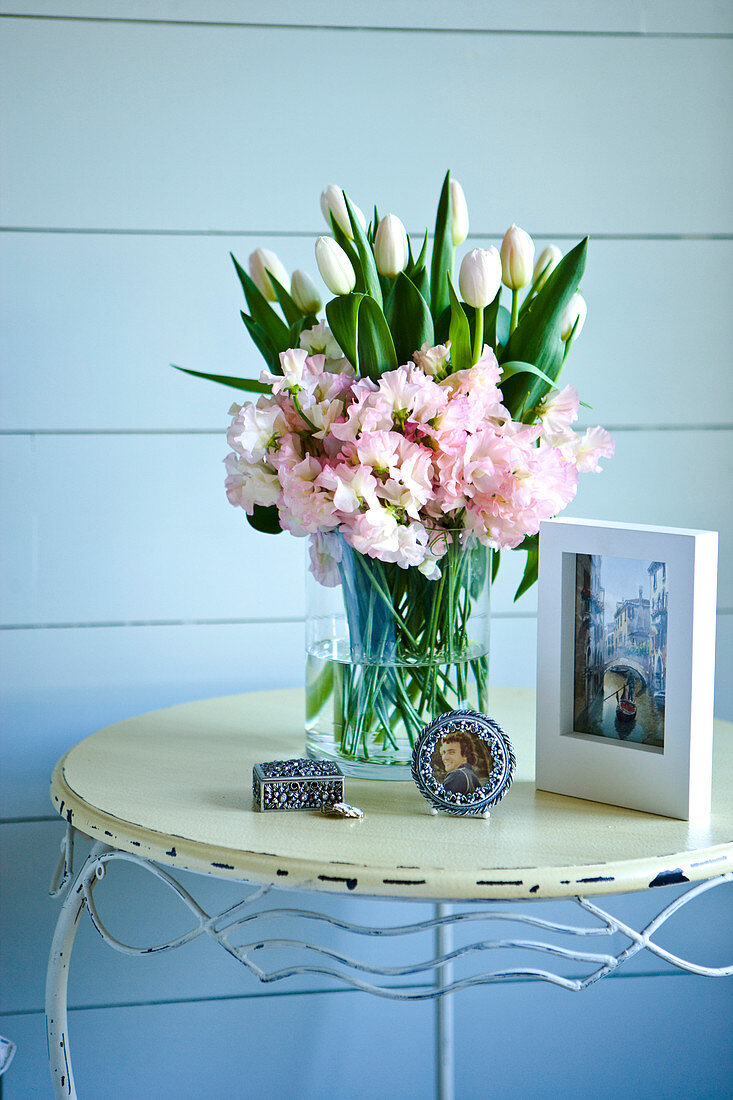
[374,214,409,277]
[500,224,535,290]
[560,292,587,341]
[458,247,502,309]
[290,269,322,314]
[315,236,357,296]
[449,179,469,245]
[248,248,289,301]
[320,184,366,239]
[532,245,562,290]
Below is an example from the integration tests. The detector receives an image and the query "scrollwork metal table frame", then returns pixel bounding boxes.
[46,688,733,1100]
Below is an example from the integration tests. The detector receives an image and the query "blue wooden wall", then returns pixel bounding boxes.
[1,2,731,1096]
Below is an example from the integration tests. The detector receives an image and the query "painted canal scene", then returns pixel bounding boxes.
[573,554,667,750]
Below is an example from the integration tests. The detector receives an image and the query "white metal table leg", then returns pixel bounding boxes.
[46,843,108,1099]
[435,902,454,1100]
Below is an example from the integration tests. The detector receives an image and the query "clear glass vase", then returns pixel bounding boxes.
[305,531,491,779]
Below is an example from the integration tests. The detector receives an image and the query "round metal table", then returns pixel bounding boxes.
[46,686,733,1099]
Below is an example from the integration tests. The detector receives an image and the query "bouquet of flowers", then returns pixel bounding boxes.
[177,173,613,770]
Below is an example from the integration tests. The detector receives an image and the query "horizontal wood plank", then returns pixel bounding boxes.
[2,234,731,432]
[1,23,730,233]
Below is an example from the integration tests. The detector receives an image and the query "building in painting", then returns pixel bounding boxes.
[648,560,667,699]
[613,587,651,658]
[575,555,606,716]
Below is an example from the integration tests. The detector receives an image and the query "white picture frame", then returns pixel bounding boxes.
[535,518,718,820]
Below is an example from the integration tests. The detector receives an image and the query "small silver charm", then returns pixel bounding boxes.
[321,802,364,819]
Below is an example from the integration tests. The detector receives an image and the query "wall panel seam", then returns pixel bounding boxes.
[1,14,731,40]
[3,228,733,241]
[0,966,700,1021]
[2,611,732,631]
[2,426,732,436]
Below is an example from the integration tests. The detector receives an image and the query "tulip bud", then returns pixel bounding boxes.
[560,292,587,341]
[248,248,290,301]
[449,179,469,245]
[290,269,322,314]
[315,236,356,296]
[374,214,409,278]
[320,184,366,240]
[458,247,502,309]
[500,224,535,290]
[532,245,562,291]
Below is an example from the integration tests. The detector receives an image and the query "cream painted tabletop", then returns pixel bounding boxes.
[50,687,733,901]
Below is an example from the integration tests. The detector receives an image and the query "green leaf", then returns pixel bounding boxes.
[433,305,451,345]
[405,231,432,308]
[305,659,334,721]
[384,272,434,365]
[491,549,501,584]
[514,548,539,602]
[494,305,511,349]
[515,532,539,553]
[501,360,562,393]
[246,504,283,535]
[447,276,471,372]
[172,364,270,393]
[368,205,380,246]
[230,254,290,352]
[240,311,280,373]
[344,192,382,306]
[484,288,511,351]
[499,237,588,416]
[267,271,303,327]
[409,231,429,276]
[357,295,398,381]
[326,293,363,370]
[288,315,318,348]
[410,265,430,306]
[430,170,454,322]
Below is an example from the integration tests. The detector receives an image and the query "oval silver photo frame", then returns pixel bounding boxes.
[411,710,516,817]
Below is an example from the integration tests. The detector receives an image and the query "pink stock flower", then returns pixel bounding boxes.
[332,364,446,443]
[537,384,580,439]
[308,531,343,587]
[279,452,338,533]
[224,340,613,562]
[316,462,380,515]
[569,426,615,473]
[352,431,434,520]
[224,452,280,514]
[412,341,451,378]
[346,506,400,558]
[227,397,288,461]
[299,321,342,361]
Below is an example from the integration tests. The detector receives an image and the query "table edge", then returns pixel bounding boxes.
[50,758,733,902]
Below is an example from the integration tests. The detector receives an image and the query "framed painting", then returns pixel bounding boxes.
[536,518,717,820]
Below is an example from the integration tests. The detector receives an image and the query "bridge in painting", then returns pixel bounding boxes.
[605,655,649,689]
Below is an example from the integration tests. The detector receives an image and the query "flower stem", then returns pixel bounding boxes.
[510,288,520,334]
[292,393,318,432]
[472,305,484,364]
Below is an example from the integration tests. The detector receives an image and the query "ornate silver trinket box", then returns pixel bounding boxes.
[253,758,345,812]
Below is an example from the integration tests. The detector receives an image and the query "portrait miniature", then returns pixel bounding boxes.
[412,710,516,816]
